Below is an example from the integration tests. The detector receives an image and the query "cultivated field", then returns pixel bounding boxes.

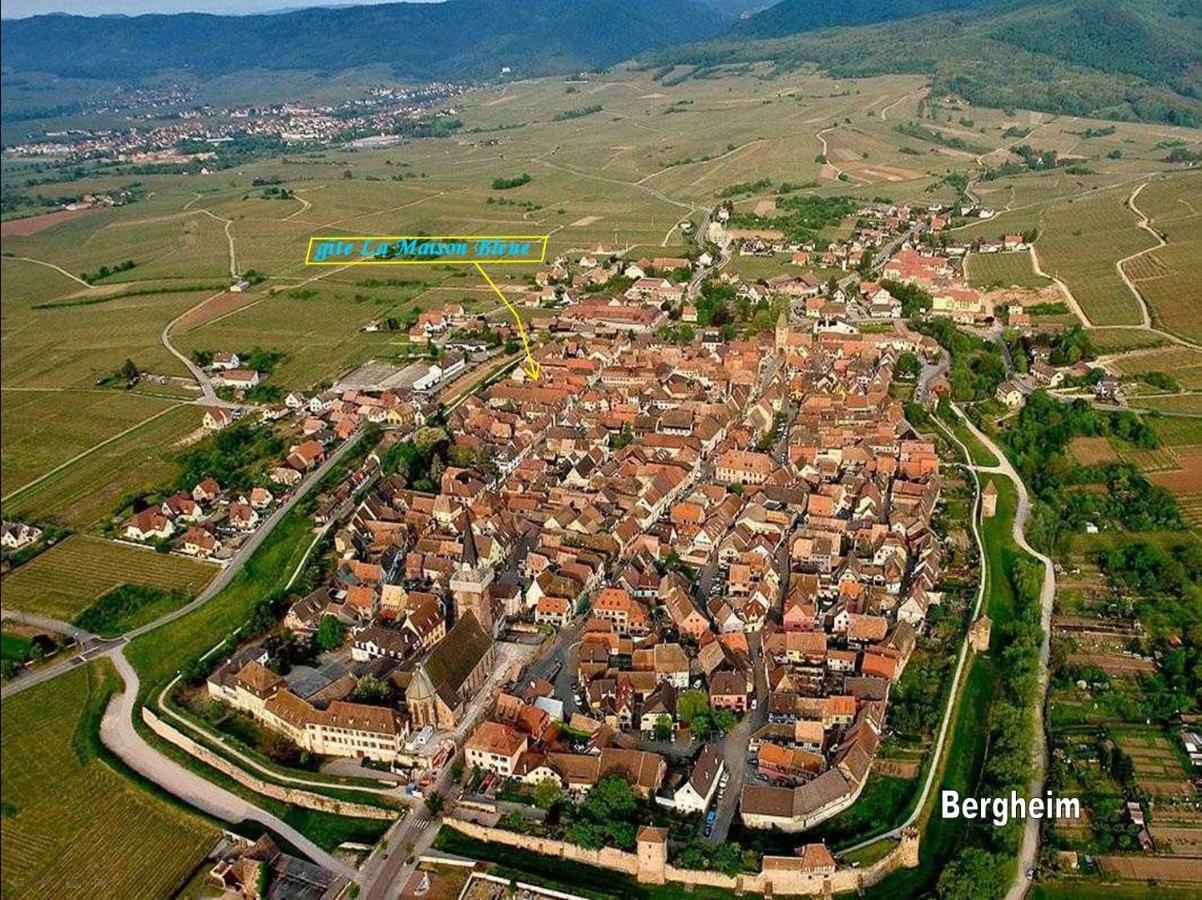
[1110,346,1202,391]
[1067,437,1119,466]
[1088,328,1168,354]
[0,662,215,899]
[1114,728,1194,798]
[1,404,200,528]
[1123,173,1202,343]
[3,66,1200,522]
[1,534,217,622]
[1150,416,1202,446]
[965,250,1050,290]
[0,281,217,389]
[1149,446,1202,494]
[1113,443,1182,474]
[1036,188,1153,326]
[1132,393,1202,415]
[0,389,177,496]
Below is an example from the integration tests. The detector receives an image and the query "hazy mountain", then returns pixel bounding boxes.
[2,0,1198,126]
[0,0,728,83]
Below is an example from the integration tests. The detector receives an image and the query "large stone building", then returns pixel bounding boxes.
[207,660,406,762]
[404,610,495,730]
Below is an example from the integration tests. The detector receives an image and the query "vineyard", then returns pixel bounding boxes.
[1,663,214,899]
[2,534,216,622]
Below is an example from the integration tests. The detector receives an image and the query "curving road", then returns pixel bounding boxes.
[952,410,1056,900]
[839,403,1055,881]
[840,405,991,856]
[102,649,360,881]
[160,290,227,404]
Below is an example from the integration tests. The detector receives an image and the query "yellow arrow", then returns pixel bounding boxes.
[474,261,540,380]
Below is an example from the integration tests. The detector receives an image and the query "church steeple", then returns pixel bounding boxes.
[775,308,790,352]
[462,516,479,569]
[451,511,494,633]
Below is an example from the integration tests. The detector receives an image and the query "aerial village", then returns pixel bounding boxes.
[63,194,1139,897]
[164,196,1030,884]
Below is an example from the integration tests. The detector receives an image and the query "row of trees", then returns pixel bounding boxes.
[938,553,1045,898]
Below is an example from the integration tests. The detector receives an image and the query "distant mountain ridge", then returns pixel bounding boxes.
[0,0,727,83]
[2,0,1199,126]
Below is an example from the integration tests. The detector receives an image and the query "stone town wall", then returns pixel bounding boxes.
[142,707,394,820]
[443,816,920,896]
[445,817,639,876]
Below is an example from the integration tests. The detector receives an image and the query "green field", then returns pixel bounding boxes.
[965,250,1050,290]
[1,403,200,527]
[1,535,216,623]
[126,508,314,696]
[1,389,178,496]
[0,661,215,899]
[1,631,35,662]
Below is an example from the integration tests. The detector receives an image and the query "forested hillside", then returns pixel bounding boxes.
[660,0,1202,126]
[0,0,726,83]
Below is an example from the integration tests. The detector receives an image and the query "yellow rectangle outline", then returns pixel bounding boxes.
[305,234,548,266]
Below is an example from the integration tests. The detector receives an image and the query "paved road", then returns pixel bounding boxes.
[0,612,122,700]
[708,631,768,844]
[1,431,365,700]
[0,609,95,642]
[101,648,360,881]
[954,412,1056,900]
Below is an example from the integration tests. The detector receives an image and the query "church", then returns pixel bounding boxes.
[449,517,496,632]
[404,520,499,730]
[404,608,495,730]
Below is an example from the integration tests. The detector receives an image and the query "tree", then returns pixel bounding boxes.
[938,848,1009,899]
[425,791,445,815]
[532,778,561,810]
[677,689,709,727]
[582,774,637,820]
[653,715,674,741]
[896,352,922,380]
[712,708,737,733]
[350,675,395,705]
[413,426,449,454]
[315,614,345,651]
[180,657,210,686]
